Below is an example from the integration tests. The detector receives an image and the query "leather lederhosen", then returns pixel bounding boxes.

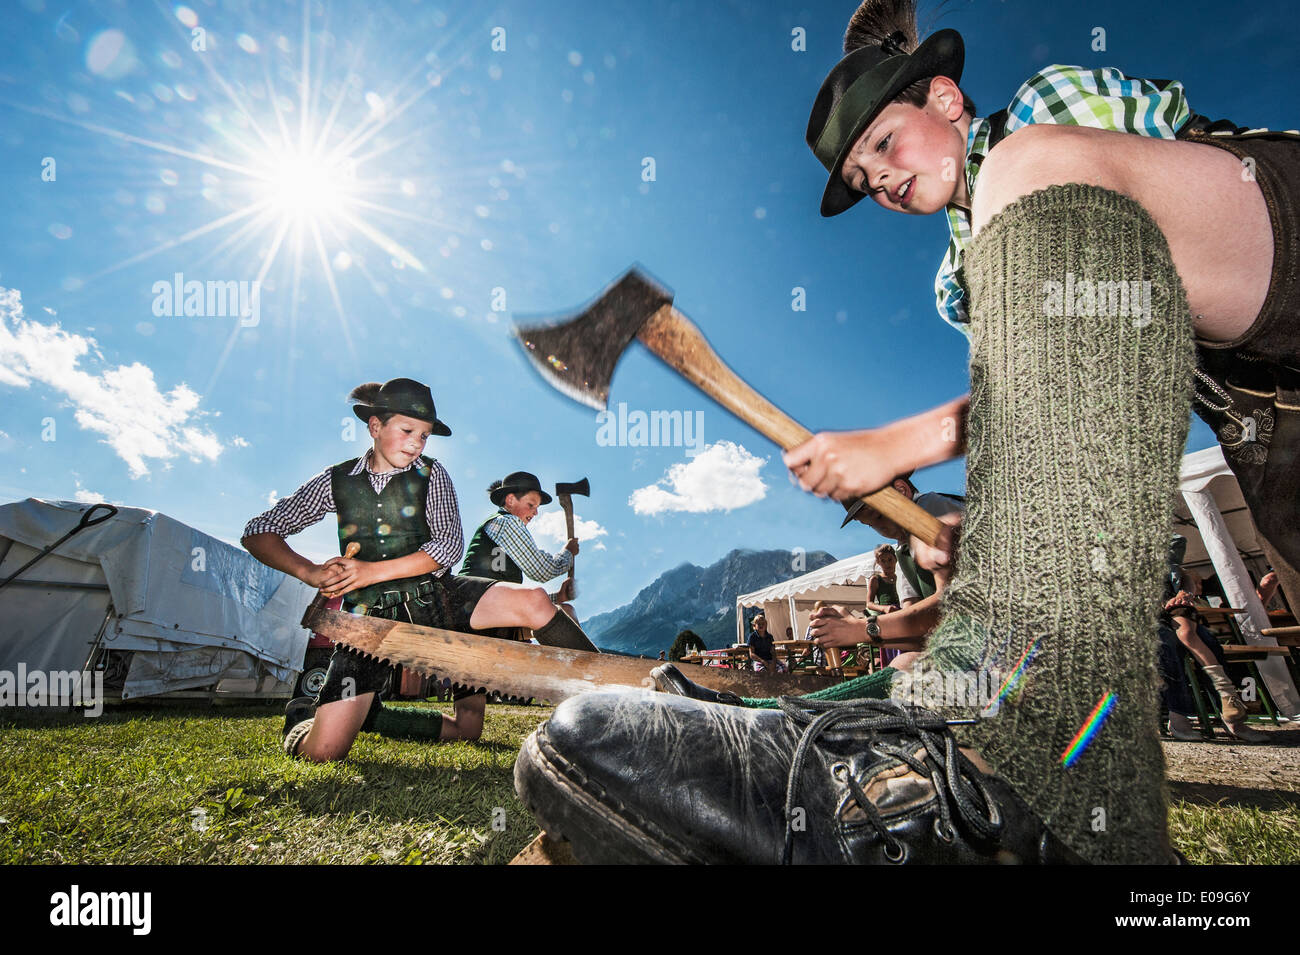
[1181,125,1300,613]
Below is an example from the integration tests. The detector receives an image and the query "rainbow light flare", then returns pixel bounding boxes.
[1060,693,1118,768]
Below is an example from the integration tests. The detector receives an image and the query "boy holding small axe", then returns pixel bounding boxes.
[461,471,582,623]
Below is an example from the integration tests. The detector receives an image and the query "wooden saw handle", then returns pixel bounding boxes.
[301,541,361,626]
[320,542,362,599]
[636,305,944,547]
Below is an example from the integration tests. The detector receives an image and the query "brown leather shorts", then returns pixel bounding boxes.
[1183,127,1300,579]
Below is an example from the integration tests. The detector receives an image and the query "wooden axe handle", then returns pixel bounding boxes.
[558,493,576,583]
[636,305,945,547]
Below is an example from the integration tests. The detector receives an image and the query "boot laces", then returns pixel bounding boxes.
[777,697,1003,864]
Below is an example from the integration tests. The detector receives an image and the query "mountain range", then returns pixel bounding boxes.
[582,547,838,657]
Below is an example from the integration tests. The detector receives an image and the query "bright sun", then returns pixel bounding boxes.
[260,149,354,221]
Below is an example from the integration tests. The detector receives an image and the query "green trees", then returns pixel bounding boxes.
[668,629,706,662]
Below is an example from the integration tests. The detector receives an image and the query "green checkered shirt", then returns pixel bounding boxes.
[936,65,1191,334]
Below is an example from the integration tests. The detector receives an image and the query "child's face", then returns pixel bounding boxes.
[505,491,543,524]
[838,89,968,215]
[370,413,433,469]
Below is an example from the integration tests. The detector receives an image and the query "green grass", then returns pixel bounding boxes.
[1168,801,1300,865]
[1,702,1296,864]
[0,702,549,865]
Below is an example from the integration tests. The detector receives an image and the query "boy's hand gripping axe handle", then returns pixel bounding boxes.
[554,477,589,599]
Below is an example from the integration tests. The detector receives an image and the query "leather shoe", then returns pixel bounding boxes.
[514,691,1086,864]
[651,663,745,706]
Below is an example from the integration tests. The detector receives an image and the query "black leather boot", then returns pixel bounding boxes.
[651,663,745,707]
[282,696,317,738]
[514,692,1087,865]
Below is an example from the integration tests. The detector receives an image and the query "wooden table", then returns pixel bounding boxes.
[681,647,752,670]
[774,640,818,671]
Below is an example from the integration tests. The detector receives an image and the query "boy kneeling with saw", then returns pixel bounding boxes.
[242,377,595,761]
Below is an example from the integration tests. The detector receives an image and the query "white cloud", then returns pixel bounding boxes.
[230,435,249,448]
[529,509,607,548]
[266,490,279,506]
[0,286,223,478]
[629,440,767,516]
[74,488,105,503]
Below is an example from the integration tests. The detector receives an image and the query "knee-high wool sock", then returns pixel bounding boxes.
[892,184,1194,864]
[742,669,897,708]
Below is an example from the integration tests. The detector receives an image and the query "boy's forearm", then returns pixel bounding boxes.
[876,592,943,642]
[880,395,969,473]
[242,533,316,583]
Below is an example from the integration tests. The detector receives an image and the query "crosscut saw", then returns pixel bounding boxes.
[302,604,835,703]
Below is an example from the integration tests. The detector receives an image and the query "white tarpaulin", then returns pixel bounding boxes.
[735,552,880,642]
[0,499,314,699]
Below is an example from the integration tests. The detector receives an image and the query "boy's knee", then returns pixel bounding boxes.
[298,738,351,763]
[525,587,557,627]
[973,126,1122,233]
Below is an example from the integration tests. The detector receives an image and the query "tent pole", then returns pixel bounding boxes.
[1183,489,1300,714]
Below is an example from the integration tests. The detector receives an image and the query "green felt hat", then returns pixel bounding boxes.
[806,29,964,217]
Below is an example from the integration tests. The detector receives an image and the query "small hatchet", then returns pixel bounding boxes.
[513,268,945,546]
[554,477,589,598]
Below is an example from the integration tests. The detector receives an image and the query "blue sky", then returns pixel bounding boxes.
[1,0,1294,617]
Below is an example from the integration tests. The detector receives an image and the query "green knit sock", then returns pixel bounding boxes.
[742,669,897,708]
[370,704,445,741]
[892,184,1193,864]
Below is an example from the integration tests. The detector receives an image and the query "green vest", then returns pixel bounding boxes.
[460,511,523,583]
[330,455,436,611]
[896,544,936,601]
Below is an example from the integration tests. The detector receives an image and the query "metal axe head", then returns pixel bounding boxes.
[555,477,589,498]
[513,267,673,410]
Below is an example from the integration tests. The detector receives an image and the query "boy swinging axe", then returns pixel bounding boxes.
[513,268,948,551]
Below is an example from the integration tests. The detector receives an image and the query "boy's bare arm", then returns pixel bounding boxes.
[783,395,968,501]
[242,532,331,589]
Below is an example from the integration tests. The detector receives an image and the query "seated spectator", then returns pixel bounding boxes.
[1161,570,1266,743]
[747,614,784,673]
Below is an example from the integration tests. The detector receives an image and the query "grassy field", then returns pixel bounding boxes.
[0,701,547,865]
[1,701,1296,864]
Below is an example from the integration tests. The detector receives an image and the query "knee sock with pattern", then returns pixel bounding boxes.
[892,185,1194,864]
[369,704,445,741]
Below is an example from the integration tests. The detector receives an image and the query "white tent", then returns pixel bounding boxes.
[0,499,313,700]
[1175,447,1298,714]
[735,552,879,644]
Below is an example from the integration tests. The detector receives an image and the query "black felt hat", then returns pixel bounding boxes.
[806,28,964,217]
[352,378,451,436]
[489,471,552,507]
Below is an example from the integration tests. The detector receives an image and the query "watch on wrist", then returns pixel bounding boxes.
[866,617,881,642]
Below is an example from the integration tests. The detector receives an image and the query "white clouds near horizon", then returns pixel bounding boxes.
[629,441,767,516]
